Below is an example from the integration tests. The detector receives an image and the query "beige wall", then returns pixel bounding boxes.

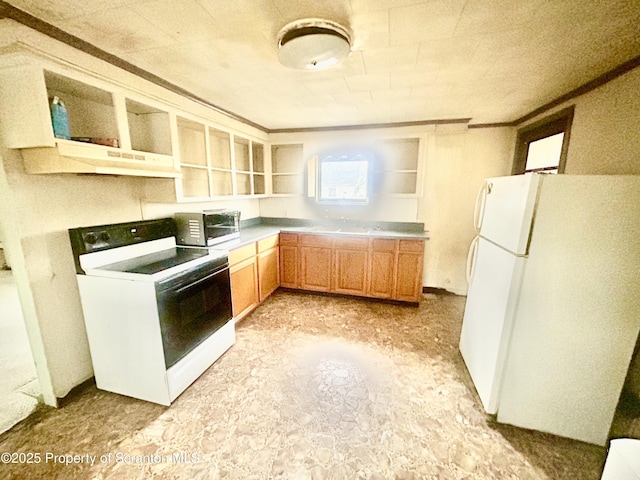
[0,150,141,399]
[521,67,640,175]
[566,67,640,174]
[419,128,515,294]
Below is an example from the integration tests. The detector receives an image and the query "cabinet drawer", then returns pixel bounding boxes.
[300,234,332,247]
[371,238,397,252]
[229,242,256,265]
[398,239,424,253]
[257,234,279,253]
[279,232,299,245]
[333,237,369,250]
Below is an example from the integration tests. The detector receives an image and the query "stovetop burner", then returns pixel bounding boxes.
[70,218,230,282]
[98,247,211,275]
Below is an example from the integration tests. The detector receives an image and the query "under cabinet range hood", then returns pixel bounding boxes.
[21,139,180,178]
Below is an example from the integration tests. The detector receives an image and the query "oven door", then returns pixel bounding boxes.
[155,260,232,369]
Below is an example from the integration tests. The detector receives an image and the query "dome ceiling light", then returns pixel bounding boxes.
[277,19,352,70]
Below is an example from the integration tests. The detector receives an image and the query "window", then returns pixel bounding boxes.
[513,106,574,174]
[317,152,370,203]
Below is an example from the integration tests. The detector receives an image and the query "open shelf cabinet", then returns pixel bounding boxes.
[175,117,267,200]
[271,143,304,195]
[375,138,421,195]
[0,60,178,177]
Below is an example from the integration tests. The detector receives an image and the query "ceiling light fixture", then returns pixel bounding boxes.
[277,19,352,70]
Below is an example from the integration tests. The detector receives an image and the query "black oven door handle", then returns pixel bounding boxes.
[175,267,227,295]
[157,263,229,295]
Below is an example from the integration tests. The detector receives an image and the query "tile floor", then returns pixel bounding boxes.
[1,290,638,479]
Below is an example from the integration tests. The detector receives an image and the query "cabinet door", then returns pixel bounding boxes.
[334,249,368,295]
[394,240,424,303]
[300,246,332,291]
[230,256,259,322]
[333,237,369,296]
[368,238,397,299]
[369,253,396,299]
[279,245,299,288]
[258,246,279,301]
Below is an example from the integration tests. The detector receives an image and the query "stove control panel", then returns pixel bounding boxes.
[68,218,176,274]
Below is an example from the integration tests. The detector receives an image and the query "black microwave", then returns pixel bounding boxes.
[175,210,240,247]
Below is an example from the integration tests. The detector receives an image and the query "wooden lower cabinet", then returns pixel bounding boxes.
[299,234,332,291]
[368,238,397,299]
[258,246,279,301]
[279,232,425,303]
[230,256,259,322]
[300,247,332,291]
[230,234,280,322]
[279,245,298,288]
[279,233,299,288]
[394,240,425,303]
[334,237,369,296]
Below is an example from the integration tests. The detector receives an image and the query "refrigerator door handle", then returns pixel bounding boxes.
[473,181,488,233]
[466,235,480,285]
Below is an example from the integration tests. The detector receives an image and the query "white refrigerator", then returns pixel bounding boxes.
[459,173,640,446]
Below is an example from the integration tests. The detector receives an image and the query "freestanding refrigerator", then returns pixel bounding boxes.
[459,173,640,446]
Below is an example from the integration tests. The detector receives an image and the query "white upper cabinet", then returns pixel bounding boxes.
[271,143,304,195]
[375,137,422,196]
[125,98,172,156]
[0,56,179,178]
[0,49,269,190]
[175,117,267,201]
[0,48,422,200]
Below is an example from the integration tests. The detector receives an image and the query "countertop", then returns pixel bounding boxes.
[212,221,429,252]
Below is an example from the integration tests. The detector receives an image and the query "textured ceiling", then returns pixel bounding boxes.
[5,0,640,130]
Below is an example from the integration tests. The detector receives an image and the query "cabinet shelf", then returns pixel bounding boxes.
[375,138,421,195]
[177,116,207,167]
[45,70,120,145]
[125,99,172,156]
[271,144,304,195]
[180,163,208,169]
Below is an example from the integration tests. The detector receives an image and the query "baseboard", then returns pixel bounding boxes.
[57,377,96,407]
[422,286,465,296]
[279,287,419,306]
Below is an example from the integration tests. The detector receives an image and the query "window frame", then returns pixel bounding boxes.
[315,152,372,205]
[512,106,575,175]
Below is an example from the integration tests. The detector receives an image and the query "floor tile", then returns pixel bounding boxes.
[0,291,621,479]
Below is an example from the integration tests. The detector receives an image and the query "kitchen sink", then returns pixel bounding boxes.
[310,225,340,232]
[338,227,370,234]
[308,225,371,234]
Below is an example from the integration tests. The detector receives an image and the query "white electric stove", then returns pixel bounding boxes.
[69,218,235,405]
